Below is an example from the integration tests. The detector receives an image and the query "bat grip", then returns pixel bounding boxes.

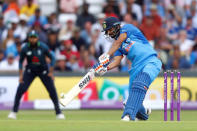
[103,62,109,68]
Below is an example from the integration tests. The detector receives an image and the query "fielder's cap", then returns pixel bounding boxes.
[28,30,39,37]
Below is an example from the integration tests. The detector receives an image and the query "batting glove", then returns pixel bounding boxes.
[93,62,108,76]
[98,53,110,68]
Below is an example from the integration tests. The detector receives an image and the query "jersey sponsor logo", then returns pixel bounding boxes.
[32,56,40,64]
[122,39,135,52]
[79,75,91,89]
[122,42,134,52]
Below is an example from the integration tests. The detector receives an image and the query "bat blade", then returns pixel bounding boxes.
[60,69,95,107]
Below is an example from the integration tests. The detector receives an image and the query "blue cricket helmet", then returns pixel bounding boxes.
[102,17,120,32]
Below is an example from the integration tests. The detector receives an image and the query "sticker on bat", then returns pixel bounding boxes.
[79,75,91,89]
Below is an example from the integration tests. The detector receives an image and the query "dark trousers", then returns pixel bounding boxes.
[13,69,61,114]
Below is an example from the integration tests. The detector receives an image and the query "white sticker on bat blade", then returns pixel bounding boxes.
[78,75,91,89]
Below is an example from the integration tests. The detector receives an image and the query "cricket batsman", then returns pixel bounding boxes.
[8,30,65,120]
[93,17,162,121]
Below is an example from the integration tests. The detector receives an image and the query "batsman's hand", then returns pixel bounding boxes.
[98,53,110,67]
[93,63,108,76]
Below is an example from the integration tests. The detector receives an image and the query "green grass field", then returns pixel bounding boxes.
[0,110,197,131]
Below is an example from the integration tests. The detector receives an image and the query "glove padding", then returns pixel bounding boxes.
[98,53,110,67]
[93,62,108,76]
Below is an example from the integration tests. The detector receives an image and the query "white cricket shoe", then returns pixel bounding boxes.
[121,115,131,122]
[8,112,17,119]
[121,107,152,121]
[56,113,65,120]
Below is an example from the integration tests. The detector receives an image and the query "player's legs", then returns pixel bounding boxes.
[122,72,151,120]
[122,60,161,120]
[39,74,61,115]
[123,73,149,120]
[13,70,35,112]
[123,77,149,120]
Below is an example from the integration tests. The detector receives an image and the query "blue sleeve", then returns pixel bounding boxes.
[114,48,124,57]
[120,25,128,34]
[120,24,135,37]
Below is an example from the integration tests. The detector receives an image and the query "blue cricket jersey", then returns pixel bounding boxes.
[114,24,158,73]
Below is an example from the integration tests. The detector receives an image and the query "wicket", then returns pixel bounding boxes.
[164,70,181,121]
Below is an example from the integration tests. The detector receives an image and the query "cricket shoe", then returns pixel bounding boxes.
[121,115,135,122]
[8,112,17,119]
[56,113,65,120]
[121,115,131,121]
[122,102,151,121]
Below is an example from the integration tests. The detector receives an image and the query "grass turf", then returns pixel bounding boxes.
[0,110,197,131]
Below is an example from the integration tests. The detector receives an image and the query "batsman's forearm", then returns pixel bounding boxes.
[107,61,120,70]
[108,56,123,70]
[108,63,117,71]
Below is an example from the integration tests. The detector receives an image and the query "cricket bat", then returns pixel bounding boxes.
[60,69,95,107]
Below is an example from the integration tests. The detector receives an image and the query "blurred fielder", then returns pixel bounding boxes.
[8,30,65,120]
[93,17,162,121]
